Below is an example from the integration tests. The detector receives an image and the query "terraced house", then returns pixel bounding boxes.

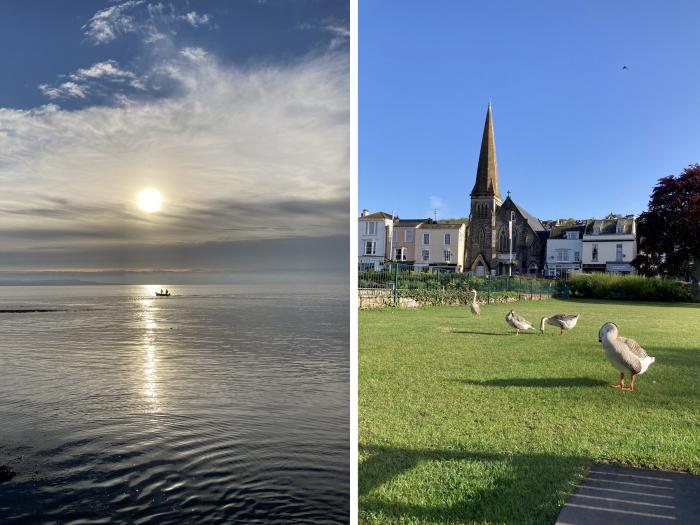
[414,222,467,272]
[582,214,637,274]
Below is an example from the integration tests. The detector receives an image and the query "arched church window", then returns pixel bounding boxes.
[498,228,508,252]
[478,228,486,249]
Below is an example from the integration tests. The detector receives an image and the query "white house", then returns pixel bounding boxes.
[582,215,637,274]
[544,221,586,277]
[358,210,394,270]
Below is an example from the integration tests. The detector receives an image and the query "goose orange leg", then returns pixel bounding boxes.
[610,372,624,389]
[622,373,637,392]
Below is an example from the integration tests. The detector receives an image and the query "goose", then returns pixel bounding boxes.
[468,289,480,318]
[598,322,655,392]
[540,314,580,335]
[505,309,534,335]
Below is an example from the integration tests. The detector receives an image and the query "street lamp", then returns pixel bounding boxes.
[508,211,515,277]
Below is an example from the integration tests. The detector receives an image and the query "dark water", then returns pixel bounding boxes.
[0,284,349,523]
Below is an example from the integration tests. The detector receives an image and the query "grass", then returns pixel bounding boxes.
[359,299,700,524]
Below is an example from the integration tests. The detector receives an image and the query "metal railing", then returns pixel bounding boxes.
[358,263,556,305]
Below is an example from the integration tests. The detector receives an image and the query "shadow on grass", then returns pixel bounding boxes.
[456,377,608,388]
[359,444,588,524]
[451,330,538,336]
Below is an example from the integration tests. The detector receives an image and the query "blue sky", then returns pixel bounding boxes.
[360,1,700,221]
[0,0,349,275]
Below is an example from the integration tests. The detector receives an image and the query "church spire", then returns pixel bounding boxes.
[470,103,501,199]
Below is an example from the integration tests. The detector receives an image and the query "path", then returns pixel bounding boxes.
[556,463,700,524]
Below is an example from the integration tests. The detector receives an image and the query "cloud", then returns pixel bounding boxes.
[82,1,214,45]
[182,11,211,28]
[426,196,451,219]
[0,50,349,266]
[39,60,142,100]
[82,0,145,44]
[38,81,88,99]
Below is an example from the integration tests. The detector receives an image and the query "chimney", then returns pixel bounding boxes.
[361,209,369,217]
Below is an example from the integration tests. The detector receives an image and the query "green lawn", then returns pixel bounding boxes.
[359,299,700,525]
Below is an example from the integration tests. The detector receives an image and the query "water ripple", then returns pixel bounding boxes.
[0,284,349,523]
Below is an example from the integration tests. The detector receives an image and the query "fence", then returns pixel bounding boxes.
[358,263,557,307]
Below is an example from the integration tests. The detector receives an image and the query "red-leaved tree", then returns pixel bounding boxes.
[633,165,700,285]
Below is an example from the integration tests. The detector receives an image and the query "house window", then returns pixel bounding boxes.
[366,222,377,235]
[593,226,600,235]
[422,250,430,262]
[556,249,570,262]
[392,230,397,242]
[364,241,376,255]
[566,231,579,240]
[616,224,624,233]
[423,233,430,245]
[574,251,580,262]
[616,244,623,262]
[443,250,452,263]
[395,247,407,261]
[405,230,413,242]
[444,233,451,245]
[592,244,599,262]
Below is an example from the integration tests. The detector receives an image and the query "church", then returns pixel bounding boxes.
[465,105,547,276]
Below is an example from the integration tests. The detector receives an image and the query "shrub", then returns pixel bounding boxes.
[566,273,693,302]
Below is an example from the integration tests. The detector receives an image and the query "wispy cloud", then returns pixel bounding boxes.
[82,0,214,45]
[82,0,145,44]
[38,81,88,99]
[181,11,211,28]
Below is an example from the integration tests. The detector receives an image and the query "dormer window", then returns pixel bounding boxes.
[593,226,600,235]
[616,224,624,233]
[566,231,579,240]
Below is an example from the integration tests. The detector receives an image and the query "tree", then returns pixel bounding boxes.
[633,165,700,293]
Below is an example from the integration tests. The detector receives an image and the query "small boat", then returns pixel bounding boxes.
[155,291,170,297]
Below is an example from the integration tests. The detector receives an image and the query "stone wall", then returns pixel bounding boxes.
[358,288,553,309]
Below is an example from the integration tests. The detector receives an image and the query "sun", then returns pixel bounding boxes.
[137,188,162,213]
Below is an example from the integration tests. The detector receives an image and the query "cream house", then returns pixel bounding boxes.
[582,215,637,274]
[413,222,467,272]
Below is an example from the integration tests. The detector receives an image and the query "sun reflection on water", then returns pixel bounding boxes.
[140,296,161,414]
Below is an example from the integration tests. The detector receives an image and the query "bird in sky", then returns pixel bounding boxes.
[622,65,629,70]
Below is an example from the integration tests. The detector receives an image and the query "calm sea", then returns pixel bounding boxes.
[0,284,349,523]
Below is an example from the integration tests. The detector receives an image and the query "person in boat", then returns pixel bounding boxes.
[165,289,169,295]
[160,289,164,294]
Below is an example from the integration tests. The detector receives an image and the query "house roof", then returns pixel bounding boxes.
[360,211,393,220]
[395,218,432,227]
[584,215,635,235]
[420,222,466,230]
[549,221,588,239]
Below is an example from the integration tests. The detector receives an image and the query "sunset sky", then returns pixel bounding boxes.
[0,0,349,279]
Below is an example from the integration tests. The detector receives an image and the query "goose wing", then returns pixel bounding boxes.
[511,312,533,329]
[609,337,647,374]
[618,336,649,359]
[549,314,579,328]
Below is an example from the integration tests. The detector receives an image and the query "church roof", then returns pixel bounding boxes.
[507,198,545,233]
[470,104,501,199]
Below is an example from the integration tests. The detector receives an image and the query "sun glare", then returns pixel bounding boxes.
[137,188,162,213]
